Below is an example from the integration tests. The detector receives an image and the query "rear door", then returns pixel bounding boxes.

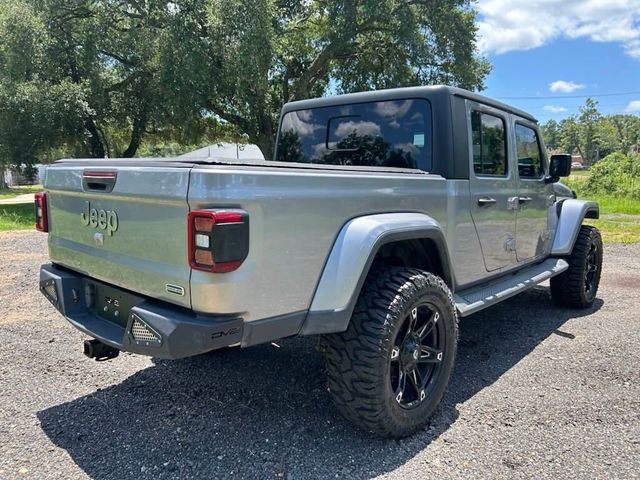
[467,103,517,272]
[45,163,193,308]
[513,121,554,262]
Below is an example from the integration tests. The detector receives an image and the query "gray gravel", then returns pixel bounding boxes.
[0,230,639,480]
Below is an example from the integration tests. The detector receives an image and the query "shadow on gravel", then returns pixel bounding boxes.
[38,287,603,479]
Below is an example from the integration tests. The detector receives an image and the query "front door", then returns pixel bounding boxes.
[468,104,517,272]
[513,121,554,261]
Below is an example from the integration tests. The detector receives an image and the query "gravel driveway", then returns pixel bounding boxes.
[1,230,638,479]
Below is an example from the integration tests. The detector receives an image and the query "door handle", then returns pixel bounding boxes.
[518,196,533,203]
[477,196,497,206]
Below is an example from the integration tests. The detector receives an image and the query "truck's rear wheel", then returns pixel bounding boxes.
[550,225,603,308]
[322,268,458,438]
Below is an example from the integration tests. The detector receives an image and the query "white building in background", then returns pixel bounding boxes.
[3,164,42,186]
[178,142,265,161]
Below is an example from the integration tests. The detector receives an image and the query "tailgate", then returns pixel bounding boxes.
[44,163,193,308]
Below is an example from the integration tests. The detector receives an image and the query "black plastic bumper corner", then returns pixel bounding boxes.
[39,264,243,359]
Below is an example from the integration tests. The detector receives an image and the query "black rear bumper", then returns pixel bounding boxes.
[39,264,243,359]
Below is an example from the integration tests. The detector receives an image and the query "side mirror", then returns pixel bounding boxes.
[550,154,572,178]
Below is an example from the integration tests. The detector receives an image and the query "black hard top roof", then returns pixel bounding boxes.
[281,85,537,123]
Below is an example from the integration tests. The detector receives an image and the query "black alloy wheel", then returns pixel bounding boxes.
[390,303,445,409]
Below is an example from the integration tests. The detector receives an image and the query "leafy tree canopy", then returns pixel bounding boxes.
[541,98,640,165]
[0,0,490,171]
[204,0,491,156]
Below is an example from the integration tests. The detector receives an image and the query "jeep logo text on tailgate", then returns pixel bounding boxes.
[81,201,119,236]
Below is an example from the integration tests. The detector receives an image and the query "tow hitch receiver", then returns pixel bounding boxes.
[83,339,120,361]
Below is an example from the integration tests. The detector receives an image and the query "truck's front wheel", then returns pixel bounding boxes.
[322,268,458,438]
[550,225,603,308]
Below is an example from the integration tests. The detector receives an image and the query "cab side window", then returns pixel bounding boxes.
[471,111,508,176]
[515,124,544,178]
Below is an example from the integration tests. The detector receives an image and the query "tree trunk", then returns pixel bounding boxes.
[576,145,586,165]
[84,119,106,158]
[122,113,147,158]
[254,133,275,161]
[252,115,275,160]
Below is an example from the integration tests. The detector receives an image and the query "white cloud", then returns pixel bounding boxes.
[374,100,414,118]
[626,39,640,58]
[296,109,313,122]
[549,80,586,93]
[334,121,381,138]
[543,105,568,113]
[625,100,640,112]
[282,110,320,138]
[477,0,640,59]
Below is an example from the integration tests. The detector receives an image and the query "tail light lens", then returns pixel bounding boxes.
[34,192,49,232]
[188,209,249,273]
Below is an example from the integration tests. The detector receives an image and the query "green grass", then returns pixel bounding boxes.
[0,184,42,200]
[0,204,34,231]
[592,196,640,215]
[586,215,640,244]
[569,169,589,177]
[563,172,640,243]
[575,197,640,243]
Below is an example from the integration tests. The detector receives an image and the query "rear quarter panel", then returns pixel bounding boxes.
[188,166,484,321]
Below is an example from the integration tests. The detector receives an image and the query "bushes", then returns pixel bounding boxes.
[584,153,640,200]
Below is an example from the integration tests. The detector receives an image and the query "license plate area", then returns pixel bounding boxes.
[88,281,144,328]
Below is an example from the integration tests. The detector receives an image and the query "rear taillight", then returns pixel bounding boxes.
[188,209,249,273]
[34,191,48,232]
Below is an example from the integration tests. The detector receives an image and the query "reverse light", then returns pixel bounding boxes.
[188,209,249,273]
[34,191,49,232]
[195,234,210,248]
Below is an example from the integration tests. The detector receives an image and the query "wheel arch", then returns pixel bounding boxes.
[300,213,453,336]
[552,199,600,256]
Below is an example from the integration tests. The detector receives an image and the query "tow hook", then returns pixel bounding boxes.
[83,339,120,361]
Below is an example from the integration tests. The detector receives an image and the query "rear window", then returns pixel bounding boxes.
[276,99,432,170]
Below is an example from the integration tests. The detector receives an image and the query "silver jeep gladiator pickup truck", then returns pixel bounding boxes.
[37,86,602,438]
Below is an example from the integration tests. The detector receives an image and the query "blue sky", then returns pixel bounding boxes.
[476,0,640,123]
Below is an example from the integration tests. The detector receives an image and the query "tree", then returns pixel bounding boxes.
[0,0,219,162]
[36,0,179,158]
[594,117,620,159]
[200,0,491,158]
[0,0,91,180]
[541,101,640,165]
[559,116,584,159]
[1,0,490,167]
[541,119,561,150]
[579,98,601,164]
[609,114,640,154]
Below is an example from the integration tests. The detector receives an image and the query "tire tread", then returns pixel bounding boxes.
[322,267,457,438]
[550,225,602,308]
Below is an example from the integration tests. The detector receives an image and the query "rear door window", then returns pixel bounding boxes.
[471,111,508,176]
[276,99,432,170]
